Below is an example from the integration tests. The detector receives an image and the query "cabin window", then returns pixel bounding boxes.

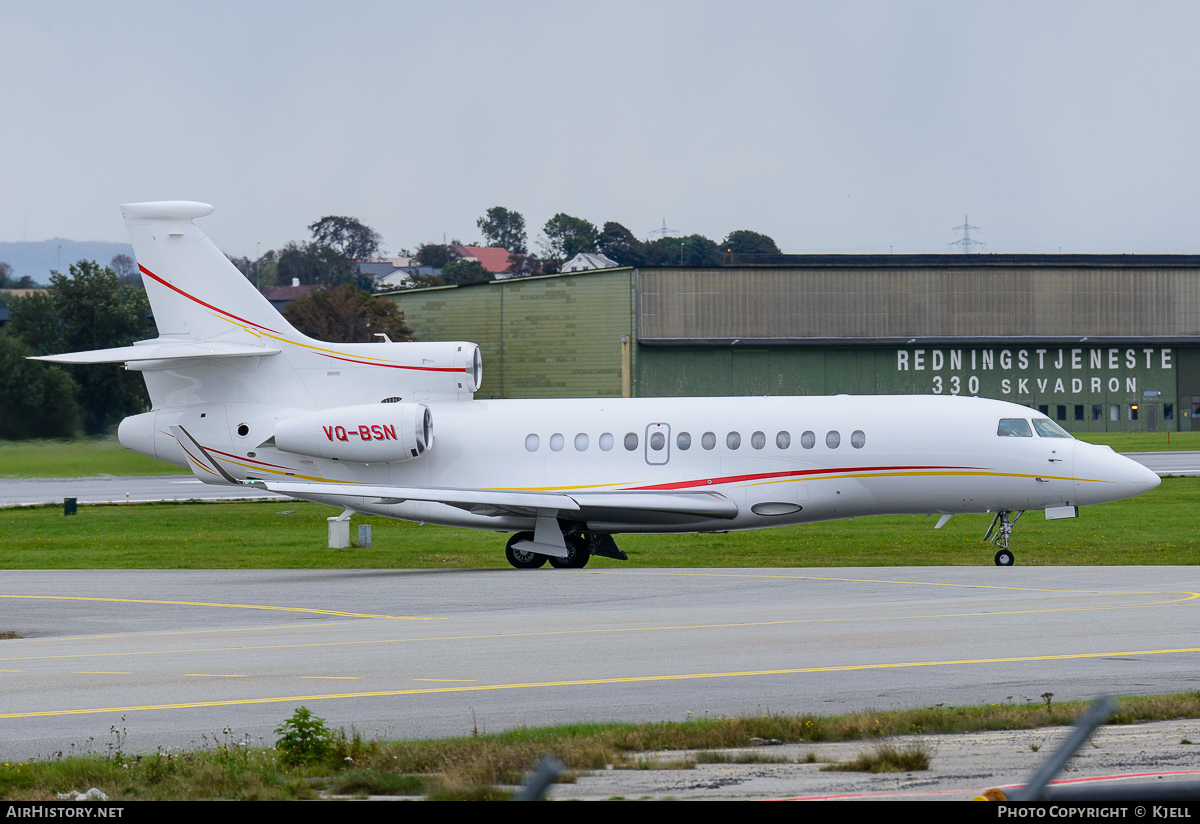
[801,430,816,449]
[649,432,666,451]
[851,430,866,449]
[996,418,1032,437]
[624,432,639,451]
[776,431,791,449]
[726,431,741,449]
[677,431,692,450]
[550,433,565,451]
[701,431,716,450]
[826,430,841,448]
[751,431,766,449]
[574,433,589,451]
[1032,418,1072,438]
[599,433,614,451]
[525,434,540,452]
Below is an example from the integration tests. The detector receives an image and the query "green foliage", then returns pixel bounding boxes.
[7,261,151,434]
[820,741,931,773]
[722,229,780,256]
[0,337,81,439]
[440,259,492,286]
[644,233,722,267]
[274,707,334,766]
[476,206,527,254]
[415,243,460,269]
[308,216,382,261]
[283,284,413,343]
[541,213,599,264]
[597,222,646,267]
[0,261,36,289]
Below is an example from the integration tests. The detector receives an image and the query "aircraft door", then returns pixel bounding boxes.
[645,423,670,465]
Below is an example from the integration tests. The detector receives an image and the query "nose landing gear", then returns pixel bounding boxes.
[984,510,1024,566]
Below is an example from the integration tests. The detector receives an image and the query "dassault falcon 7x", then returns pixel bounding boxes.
[35,202,1161,568]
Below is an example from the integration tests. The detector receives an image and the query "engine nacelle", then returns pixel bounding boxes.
[274,402,432,463]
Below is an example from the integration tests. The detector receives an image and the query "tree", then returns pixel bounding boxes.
[276,241,369,290]
[540,214,598,263]
[414,243,460,269]
[476,207,527,254]
[722,230,780,256]
[0,336,81,439]
[440,259,492,286]
[644,234,722,267]
[7,261,152,434]
[283,284,414,343]
[597,222,646,267]
[109,253,140,286]
[308,216,382,261]
[504,253,542,277]
[0,261,35,289]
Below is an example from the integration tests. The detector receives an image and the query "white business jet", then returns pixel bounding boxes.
[35,202,1161,568]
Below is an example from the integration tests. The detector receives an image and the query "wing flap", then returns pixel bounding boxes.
[253,481,736,520]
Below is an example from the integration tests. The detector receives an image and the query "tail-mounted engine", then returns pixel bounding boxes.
[274,402,432,463]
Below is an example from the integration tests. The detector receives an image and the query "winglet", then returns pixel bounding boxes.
[169,425,238,485]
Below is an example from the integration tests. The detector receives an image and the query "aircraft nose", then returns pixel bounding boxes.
[1074,444,1161,504]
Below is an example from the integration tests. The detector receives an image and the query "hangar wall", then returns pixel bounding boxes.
[384,267,635,399]
[383,255,1200,432]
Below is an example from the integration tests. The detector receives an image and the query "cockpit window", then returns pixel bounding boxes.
[1032,418,1072,438]
[997,418,1033,437]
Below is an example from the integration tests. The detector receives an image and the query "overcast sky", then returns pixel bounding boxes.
[2,1,1198,258]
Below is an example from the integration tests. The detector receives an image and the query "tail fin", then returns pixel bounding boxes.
[121,201,297,341]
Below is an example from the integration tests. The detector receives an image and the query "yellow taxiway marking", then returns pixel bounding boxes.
[0,594,442,622]
[186,673,249,678]
[5,646,1200,720]
[0,589,1194,666]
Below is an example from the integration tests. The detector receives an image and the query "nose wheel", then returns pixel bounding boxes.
[984,510,1024,566]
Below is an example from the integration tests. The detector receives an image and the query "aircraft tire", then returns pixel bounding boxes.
[548,534,590,569]
[505,532,547,569]
[994,549,1015,567]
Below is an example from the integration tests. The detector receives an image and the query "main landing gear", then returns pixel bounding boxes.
[504,530,626,570]
[983,510,1024,566]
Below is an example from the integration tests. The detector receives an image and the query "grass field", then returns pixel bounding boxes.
[1076,431,1200,452]
[0,430,1196,480]
[2,477,1195,568]
[0,438,190,478]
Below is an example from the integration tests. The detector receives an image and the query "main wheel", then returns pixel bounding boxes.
[548,534,590,569]
[994,549,1015,566]
[506,532,546,569]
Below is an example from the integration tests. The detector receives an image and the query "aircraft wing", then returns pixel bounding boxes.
[31,340,280,364]
[255,481,737,520]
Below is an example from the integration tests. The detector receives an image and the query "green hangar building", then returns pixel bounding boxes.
[381,254,1200,433]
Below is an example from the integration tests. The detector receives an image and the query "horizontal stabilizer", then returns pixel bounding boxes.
[32,340,280,365]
